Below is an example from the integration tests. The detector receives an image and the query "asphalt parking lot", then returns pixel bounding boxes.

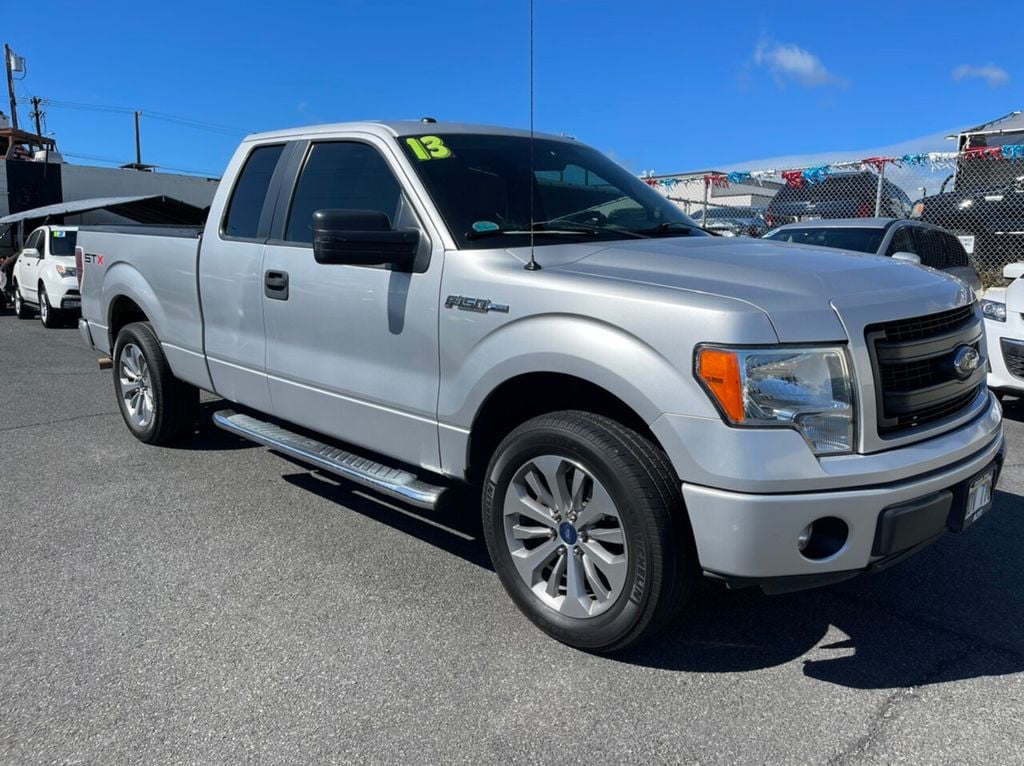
[1,311,1022,765]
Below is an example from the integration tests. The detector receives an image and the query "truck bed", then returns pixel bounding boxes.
[78,224,210,389]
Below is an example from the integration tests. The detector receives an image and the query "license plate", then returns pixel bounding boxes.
[957,234,976,254]
[63,300,81,308]
[963,469,995,529]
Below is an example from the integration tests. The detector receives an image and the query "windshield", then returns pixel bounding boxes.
[763,226,885,254]
[49,230,78,256]
[398,133,704,248]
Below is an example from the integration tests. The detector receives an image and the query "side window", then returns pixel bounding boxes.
[284,142,403,244]
[939,232,969,268]
[912,228,945,270]
[222,144,285,239]
[24,230,43,254]
[886,227,916,256]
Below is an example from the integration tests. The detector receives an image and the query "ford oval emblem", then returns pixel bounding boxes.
[952,345,980,379]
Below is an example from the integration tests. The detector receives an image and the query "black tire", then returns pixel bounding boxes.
[112,321,199,445]
[38,284,61,328]
[13,283,32,319]
[482,410,694,653]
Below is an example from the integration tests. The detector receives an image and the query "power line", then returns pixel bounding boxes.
[61,151,220,178]
[16,96,251,135]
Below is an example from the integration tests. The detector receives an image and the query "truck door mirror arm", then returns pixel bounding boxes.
[312,209,420,271]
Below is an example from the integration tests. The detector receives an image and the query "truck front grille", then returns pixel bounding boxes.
[867,305,984,436]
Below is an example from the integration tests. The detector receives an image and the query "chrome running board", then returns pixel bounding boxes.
[213,409,447,510]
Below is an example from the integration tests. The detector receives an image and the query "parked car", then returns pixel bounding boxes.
[762,218,982,292]
[76,122,1003,652]
[765,171,913,227]
[11,225,81,327]
[914,178,1024,273]
[689,206,770,237]
[980,262,1024,396]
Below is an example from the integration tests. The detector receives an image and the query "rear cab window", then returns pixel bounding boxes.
[222,144,286,239]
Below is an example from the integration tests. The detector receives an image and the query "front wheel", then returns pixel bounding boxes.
[13,283,32,319]
[39,285,60,328]
[112,321,199,445]
[482,411,694,653]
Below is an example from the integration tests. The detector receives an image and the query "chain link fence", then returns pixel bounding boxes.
[645,145,1024,284]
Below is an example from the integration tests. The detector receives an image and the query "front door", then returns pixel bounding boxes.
[261,138,444,471]
[16,229,44,302]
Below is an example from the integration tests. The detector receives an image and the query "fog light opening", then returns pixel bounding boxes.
[798,516,849,561]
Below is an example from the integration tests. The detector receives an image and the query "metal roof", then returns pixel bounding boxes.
[0,194,208,226]
[244,120,573,144]
[768,218,953,232]
[947,110,1024,139]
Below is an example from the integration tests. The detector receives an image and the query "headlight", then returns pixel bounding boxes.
[696,346,855,455]
[981,299,1006,322]
[55,264,77,278]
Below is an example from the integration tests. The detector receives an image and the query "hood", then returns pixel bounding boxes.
[556,237,970,342]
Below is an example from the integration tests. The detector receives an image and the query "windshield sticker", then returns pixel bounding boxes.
[472,221,500,233]
[406,136,452,160]
[52,230,66,238]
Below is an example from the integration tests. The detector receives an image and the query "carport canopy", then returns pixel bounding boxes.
[0,194,208,227]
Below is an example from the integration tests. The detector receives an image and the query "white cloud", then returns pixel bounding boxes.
[952,63,1010,87]
[754,40,844,88]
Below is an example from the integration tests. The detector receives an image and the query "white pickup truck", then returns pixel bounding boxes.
[76,122,1005,651]
[12,224,81,327]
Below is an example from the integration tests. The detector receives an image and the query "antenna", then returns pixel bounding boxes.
[524,0,541,271]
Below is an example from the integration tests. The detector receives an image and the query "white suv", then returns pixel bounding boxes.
[12,225,81,327]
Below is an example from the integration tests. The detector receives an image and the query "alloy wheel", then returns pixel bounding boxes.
[119,342,155,428]
[502,455,628,618]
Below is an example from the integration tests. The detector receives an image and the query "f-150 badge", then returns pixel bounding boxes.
[445,295,509,313]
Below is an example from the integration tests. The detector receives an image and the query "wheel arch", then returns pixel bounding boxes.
[108,294,151,347]
[464,371,673,486]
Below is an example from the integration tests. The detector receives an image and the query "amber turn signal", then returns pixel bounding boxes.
[697,348,745,422]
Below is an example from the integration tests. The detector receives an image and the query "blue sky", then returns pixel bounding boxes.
[4,0,1021,178]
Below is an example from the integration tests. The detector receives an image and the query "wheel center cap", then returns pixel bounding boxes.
[559,521,578,545]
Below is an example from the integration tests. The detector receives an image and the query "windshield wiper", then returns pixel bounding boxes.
[538,219,650,239]
[632,221,706,237]
[465,224,599,241]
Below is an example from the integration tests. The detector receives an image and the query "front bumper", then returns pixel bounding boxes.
[986,313,1024,393]
[48,279,81,311]
[679,403,1005,585]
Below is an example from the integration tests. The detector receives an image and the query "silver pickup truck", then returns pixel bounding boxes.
[77,121,1005,651]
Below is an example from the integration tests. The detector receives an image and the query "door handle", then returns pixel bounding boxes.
[264,270,289,300]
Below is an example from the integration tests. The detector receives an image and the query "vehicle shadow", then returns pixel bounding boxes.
[281,470,493,571]
[164,401,259,452]
[205,401,1022,693]
[279,460,1023,690]
[615,487,1024,688]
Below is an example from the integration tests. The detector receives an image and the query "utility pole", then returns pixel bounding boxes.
[134,110,142,166]
[30,96,43,136]
[120,110,154,171]
[3,43,18,130]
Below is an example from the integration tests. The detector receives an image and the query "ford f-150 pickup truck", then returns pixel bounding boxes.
[77,121,1005,651]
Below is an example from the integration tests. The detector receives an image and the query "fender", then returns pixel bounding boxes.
[437,313,712,478]
[101,260,213,390]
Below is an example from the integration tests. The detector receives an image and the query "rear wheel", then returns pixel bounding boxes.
[482,410,694,652]
[13,283,32,319]
[113,321,199,445]
[39,285,61,328]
